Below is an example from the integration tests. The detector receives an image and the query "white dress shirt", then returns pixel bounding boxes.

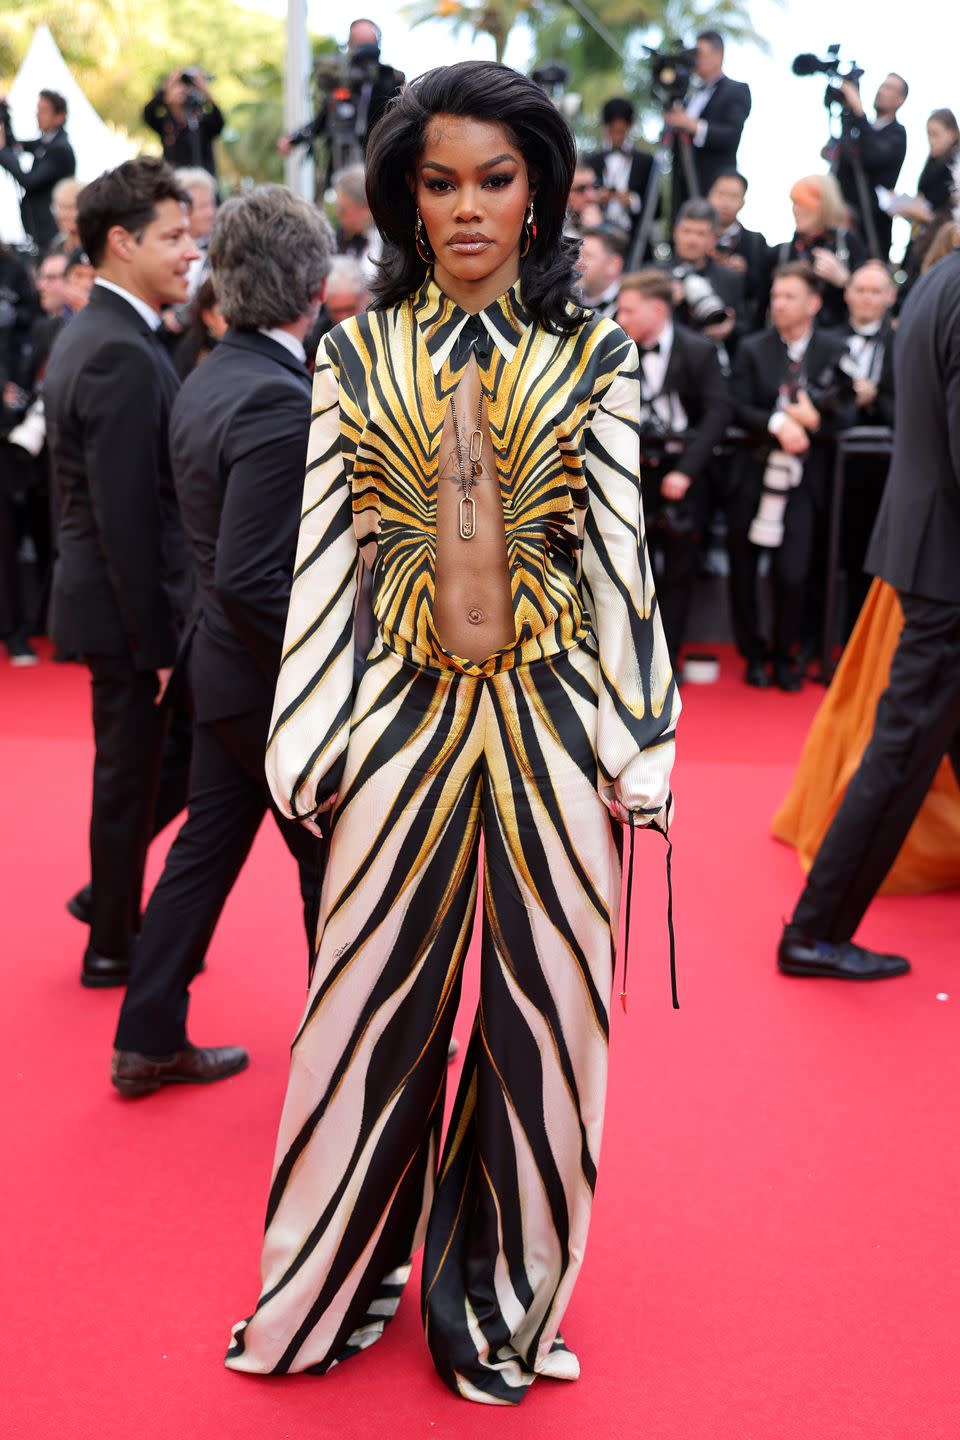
[94,277,162,331]
[259,327,307,364]
[768,328,814,436]
[639,321,689,432]
[684,80,719,149]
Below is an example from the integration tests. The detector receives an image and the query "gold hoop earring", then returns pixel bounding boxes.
[414,210,433,264]
[519,200,537,258]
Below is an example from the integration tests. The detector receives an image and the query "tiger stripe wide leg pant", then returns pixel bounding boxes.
[227,638,624,1406]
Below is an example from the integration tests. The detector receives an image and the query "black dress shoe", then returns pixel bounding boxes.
[745,659,771,688]
[777,926,910,980]
[67,884,93,925]
[81,945,131,989]
[111,1043,249,1097]
[773,661,802,693]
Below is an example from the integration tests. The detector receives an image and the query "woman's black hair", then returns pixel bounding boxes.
[364,61,585,334]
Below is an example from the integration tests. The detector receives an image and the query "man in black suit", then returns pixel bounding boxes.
[708,171,770,329]
[111,186,334,1097]
[664,31,751,204]
[577,225,626,319]
[44,158,199,988]
[778,250,960,981]
[616,269,731,668]
[664,199,748,352]
[585,98,655,248]
[836,261,897,631]
[727,263,856,691]
[0,90,76,253]
[834,72,908,260]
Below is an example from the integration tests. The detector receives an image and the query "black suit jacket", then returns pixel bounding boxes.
[836,116,907,255]
[45,284,189,668]
[836,318,895,427]
[866,252,960,603]
[143,94,224,176]
[585,146,656,240]
[0,129,76,252]
[731,326,857,504]
[657,324,731,479]
[715,223,770,328]
[691,77,752,192]
[170,328,312,723]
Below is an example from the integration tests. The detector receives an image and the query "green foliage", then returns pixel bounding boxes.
[0,0,337,184]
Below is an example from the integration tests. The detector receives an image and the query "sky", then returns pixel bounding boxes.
[296,0,949,258]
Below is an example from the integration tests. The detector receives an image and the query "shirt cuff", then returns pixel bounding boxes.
[693,120,708,148]
[768,412,787,437]
[628,190,642,214]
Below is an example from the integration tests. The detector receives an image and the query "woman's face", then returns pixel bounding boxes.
[792,199,822,237]
[927,118,958,158]
[414,114,532,291]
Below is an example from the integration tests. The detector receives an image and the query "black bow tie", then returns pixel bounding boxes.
[852,327,879,339]
[450,313,494,370]
[639,342,661,357]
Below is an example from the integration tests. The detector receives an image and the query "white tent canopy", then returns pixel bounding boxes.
[1,24,133,245]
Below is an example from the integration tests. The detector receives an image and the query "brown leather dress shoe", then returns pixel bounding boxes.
[111,1043,249,1098]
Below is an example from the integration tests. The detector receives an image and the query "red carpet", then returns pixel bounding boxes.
[3,647,958,1440]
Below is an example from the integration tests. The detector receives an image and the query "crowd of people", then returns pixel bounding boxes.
[3,32,958,691]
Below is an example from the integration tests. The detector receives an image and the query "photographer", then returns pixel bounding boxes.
[664,31,752,202]
[708,171,770,329]
[144,69,224,179]
[663,198,748,351]
[834,72,908,260]
[616,269,730,669]
[0,90,76,254]
[585,98,655,244]
[277,19,404,173]
[727,263,856,692]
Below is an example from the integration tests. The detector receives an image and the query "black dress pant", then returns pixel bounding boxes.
[793,593,960,942]
[114,707,327,1057]
[86,653,174,958]
[0,489,21,640]
[642,474,699,668]
[727,472,817,664]
[841,457,889,637]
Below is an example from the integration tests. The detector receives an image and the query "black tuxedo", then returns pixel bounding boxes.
[727,326,856,663]
[114,329,326,1057]
[44,283,192,961]
[672,76,751,210]
[836,115,907,258]
[638,324,731,662]
[586,145,656,246]
[792,252,960,944]
[0,128,76,252]
[714,223,770,328]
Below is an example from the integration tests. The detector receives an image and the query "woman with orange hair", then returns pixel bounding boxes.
[771,172,868,326]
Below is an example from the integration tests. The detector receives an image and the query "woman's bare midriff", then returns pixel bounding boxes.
[434,357,515,662]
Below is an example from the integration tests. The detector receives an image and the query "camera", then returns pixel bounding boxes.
[748,451,804,548]
[644,43,698,109]
[791,46,864,110]
[671,265,728,329]
[179,68,207,114]
[639,422,698,538]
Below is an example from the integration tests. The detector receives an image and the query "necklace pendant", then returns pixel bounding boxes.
[469,428,483,465]
[459,494,476,540]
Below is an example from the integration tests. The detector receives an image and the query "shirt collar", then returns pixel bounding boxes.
[259,326,307,362]
[413,275,531,375]
[94,277,162,331]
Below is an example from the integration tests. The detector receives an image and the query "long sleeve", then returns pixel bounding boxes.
[581,347,680,826]
[265,337,359,825]
[78,340,179,669]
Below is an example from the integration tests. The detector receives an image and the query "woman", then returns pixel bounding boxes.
[774,173,866,327]
[897,109,960,280]
[226,61,679,1405]
[173,276,227,378]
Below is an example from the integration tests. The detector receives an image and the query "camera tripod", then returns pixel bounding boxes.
[625,124,700,273]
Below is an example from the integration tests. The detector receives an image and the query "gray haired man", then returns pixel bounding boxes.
[112,185,334,1096]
